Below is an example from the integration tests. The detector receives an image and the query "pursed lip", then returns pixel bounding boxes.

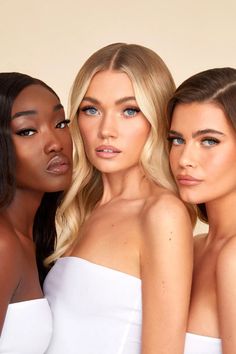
[46,154,71,175]
[176,174,203,186]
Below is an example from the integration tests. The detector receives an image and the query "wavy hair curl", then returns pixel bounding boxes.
[47,43,194,264]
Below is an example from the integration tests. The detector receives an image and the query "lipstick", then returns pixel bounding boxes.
[46,155,70,175]
[176,174,202,186]
[95,145,121,158]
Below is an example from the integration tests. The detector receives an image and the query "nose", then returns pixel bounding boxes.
[178,144,197,168]
[44,130,63,154]
[98,113,118,140]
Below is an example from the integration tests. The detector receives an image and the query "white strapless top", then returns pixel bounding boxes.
[184,332,222,354]
[44,256,142,354]
[0,298,52,354]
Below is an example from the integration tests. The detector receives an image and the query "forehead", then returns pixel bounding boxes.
[171,102,233,133]
[85,70,134,98]
[12,84,59,114]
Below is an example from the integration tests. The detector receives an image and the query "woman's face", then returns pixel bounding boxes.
[11,84,73,194]
[77,70,150,174]
[169,102,236,204]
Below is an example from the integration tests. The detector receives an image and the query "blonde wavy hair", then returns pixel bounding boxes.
[46,42,189,265]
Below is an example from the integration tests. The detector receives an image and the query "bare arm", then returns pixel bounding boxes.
[140,194,193,354]
[216,237,236,353]
[0,230,21,334]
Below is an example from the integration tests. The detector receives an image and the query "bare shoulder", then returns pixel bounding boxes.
[141,189,192,233]
[0,215,23,281]
[139,189,193,250]
[0,215,23,331]
[217,235,236,273]
[216,235,236,352]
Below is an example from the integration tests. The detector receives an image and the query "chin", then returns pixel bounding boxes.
[179,191,204,205]
[46,177,72,193]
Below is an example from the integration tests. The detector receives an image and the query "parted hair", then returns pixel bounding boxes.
[46,42,191,264]
[167,67,236,222]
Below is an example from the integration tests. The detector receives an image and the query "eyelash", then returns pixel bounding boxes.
[80,106,99,116]
[79,106,140,118]
[167,136,220,147]
[15,119,70,137]
[16,129,36,137]
[123,107,140,118]
[201,137,220,146]
[167,136,184,145]
[56,119,71,128]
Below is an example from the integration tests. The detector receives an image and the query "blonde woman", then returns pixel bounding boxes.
[44,43,194,354]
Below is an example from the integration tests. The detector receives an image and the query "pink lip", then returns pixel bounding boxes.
[176,174,202,186]
[95,145,121,158]
[46,155,71,175]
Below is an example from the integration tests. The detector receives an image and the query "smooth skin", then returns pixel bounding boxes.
[169,102,236,353]
[68,70,193,354]
[0,85,72,333]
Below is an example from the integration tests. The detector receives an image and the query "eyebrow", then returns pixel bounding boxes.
[168,129,225,138]
[81,96,137,105]
[11,103,64,119]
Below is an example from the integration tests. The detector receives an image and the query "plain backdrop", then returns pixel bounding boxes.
[1,0,235,233]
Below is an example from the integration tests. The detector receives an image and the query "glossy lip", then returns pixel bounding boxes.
[46,154,71,175]
[95,145,121,158]
[176,174,203,186]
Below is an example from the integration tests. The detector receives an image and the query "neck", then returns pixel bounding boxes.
[205,191,236,242]
[4,188,43,239]
[99,165,152,204]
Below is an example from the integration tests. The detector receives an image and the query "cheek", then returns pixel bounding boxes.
[213,153,236,183]
[127,121,150,145]
[169,148,178,173]
[206,150,235,175]
[64,134,73,155]
[78,121,95,146]
[79,128,91,147]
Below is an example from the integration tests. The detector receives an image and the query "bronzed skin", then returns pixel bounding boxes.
[0,85,72,333]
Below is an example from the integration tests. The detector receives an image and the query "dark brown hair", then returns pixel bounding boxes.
[167,67,236,222]
[0,72,61,284]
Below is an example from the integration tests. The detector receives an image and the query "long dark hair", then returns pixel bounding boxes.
[167,67,236,222]
[0,72,62,284]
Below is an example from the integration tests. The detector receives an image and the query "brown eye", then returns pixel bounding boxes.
[56,119,70,128]
[16,129,36,136]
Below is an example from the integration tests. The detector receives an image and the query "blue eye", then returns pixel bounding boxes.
[168,136,184,145]
[56,119,70,129]
[123,108,140,117]
[201,138,220,146]
[81,106,99,116]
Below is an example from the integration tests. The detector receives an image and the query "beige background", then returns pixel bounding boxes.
[1,0,235,234]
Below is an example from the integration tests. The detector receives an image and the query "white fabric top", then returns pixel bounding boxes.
[184,332,222,354]
[0,298,52,354]
[44,256,142,354]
